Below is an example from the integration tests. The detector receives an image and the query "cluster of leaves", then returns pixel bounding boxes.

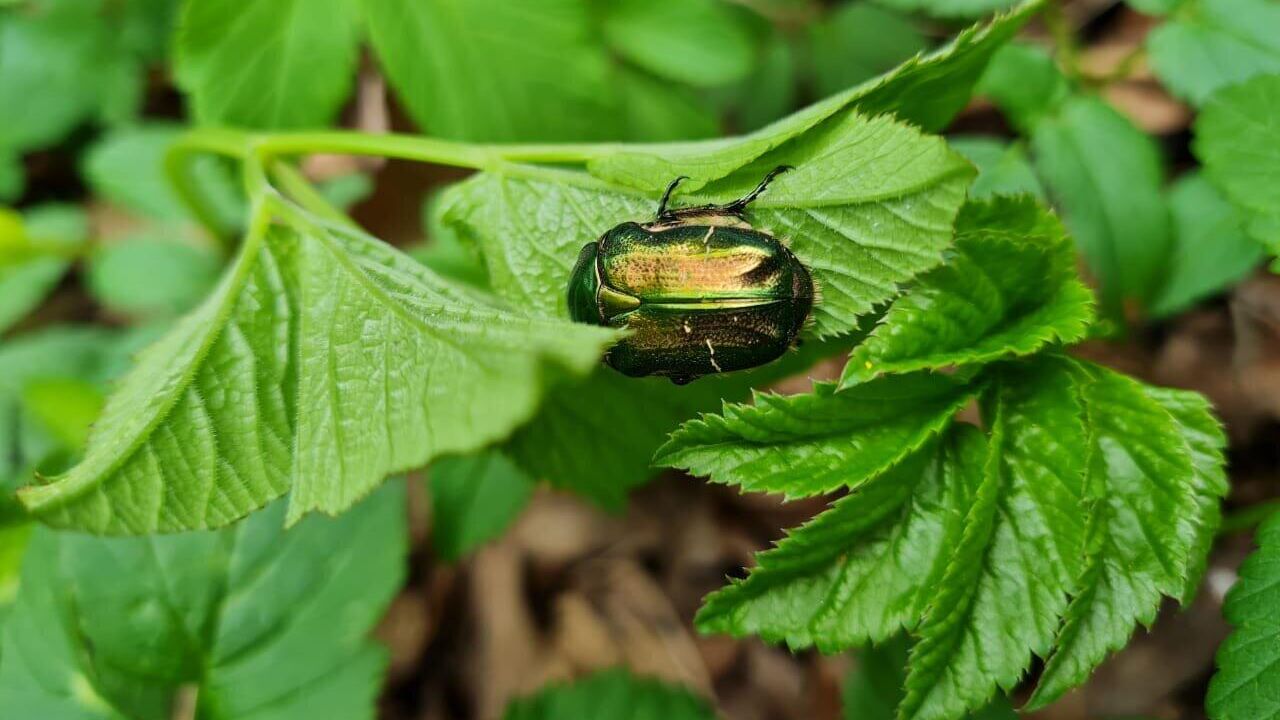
[962,0,1279,318]
[0,0,1264,717]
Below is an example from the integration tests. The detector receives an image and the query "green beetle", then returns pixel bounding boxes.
[568,167,815,384]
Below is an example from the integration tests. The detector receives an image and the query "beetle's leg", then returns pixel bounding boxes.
[656,175,689,220]
[722,165,794,215]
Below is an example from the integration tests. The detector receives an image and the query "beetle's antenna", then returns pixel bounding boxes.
[723,165,793,215]
[656,176,689,219]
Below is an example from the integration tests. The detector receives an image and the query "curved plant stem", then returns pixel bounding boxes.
[165,127,623,245]
[163,128,248,250]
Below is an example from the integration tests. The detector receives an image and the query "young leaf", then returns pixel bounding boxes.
[0,484,406,720]
[1206,510,1280,720]
[1146,0,1280,106]
[19,216,617,533]
[1027,366,1228,709]
[1148,173,1264,318]
[1194,74,1280,258]
[428,450,535,562]
[447,114,973,338]
[503,669,715,720]
[1031,95,1173,314]
[949,137,1046,200]
[695,428,984,650]
[589,0,1039,190]
[175,0,362,129]
[655,373,977,499]
[602,0,755,88]
[807,3,929,97]
[841,197,1093,387]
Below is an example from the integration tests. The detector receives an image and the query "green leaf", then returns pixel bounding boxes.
[1194,74,1280,259]
[656,373,976,499]
[87,235,222,318]
[448,113,973,338]
[0,327,117,482]
[683,353,1224,720]
[808,4,929,98]
[589,0,1039,190]
[872,0,1020,20]
[175,0,362,129]
[82,123,243,224]
[901,356,1089,720]
[1148,173,1263,317]
[733,33,799,131]
[1147,0,1280,106]
[20,378,104,452]
[1026,363,1227,709]
[503,669,715,720]
[949,137,1046,200]
[0,204,87,335]
[1207,510,1280,720]
[1031,95,1173,313]
[363,0,717,143]
[602,0,755,88]
[843,636,1018,720]
[0,483,406,720]
[19,215,617,533]
[976,43,1069,134]
[696,427,983,649]
[506,371,733,508]
[841,197,1093,387]
[428,450,534,562]
[0,0,113,151]
[0,150,21,203]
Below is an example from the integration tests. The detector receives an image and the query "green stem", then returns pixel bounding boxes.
[256,130,618,169]
[1220,499,1280,536]
[166,127,623,245]
[1043,0,1081,83]
[269,161,357,228]
[163,128,250,249]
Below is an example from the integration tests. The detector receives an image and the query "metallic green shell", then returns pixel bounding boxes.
[567,218,814,383]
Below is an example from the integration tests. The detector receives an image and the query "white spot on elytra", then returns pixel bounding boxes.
[706,338,722,372]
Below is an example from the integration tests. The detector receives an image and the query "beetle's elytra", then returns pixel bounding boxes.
[567,166,815,384]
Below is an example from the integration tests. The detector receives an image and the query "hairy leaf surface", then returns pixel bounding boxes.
[19,216,616,533]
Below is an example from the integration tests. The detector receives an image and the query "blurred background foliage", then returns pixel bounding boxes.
[1,0,1278,717]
